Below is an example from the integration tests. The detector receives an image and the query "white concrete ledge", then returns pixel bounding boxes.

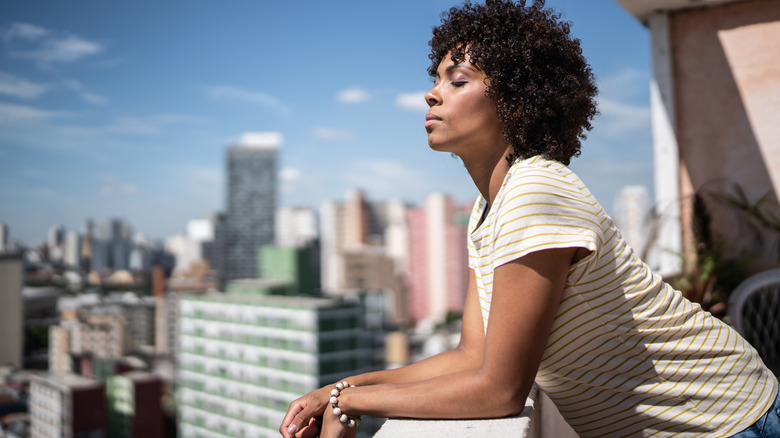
[373,385,578,438]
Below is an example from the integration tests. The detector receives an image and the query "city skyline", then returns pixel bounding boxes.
[0,0,653,245]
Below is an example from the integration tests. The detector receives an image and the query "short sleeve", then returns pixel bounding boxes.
[490,165,602,269]
[467,196,486,270]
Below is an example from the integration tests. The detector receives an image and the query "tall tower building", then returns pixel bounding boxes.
[0,256,23,368]
[64,230,82,268]
[406,193,469,325]
[614,185,652,260]
[176,292,374,437]
[276,206,318,249]
[0,222,9,253]
[29,374,108,438]
[225,132,280,283]
[48,225,65,264]
[320,191,408,322]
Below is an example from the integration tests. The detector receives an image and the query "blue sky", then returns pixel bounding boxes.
[0,0,653,245]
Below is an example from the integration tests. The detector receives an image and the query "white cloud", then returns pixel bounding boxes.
[280,167,302,183]
[596,98,651,138]
[63,80,109,106]
[337,87,370,104]
[395,91,428,112]
[3,23,49,41]
[0,71,50,99]
[12,34,103,65]
[598,68,647,100]
[206,85,290,113]
[0,102,69,124]
[309,125,356,141]
[343,159,432,200]
[4,23,104,66]
[80,92,109,106]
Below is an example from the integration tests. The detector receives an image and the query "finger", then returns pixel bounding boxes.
[287,406,315,437]
[280,401,307,437]
[298,417,321,438]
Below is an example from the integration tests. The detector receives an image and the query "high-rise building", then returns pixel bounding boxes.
[49,324,74,374]
[164,215,221,276]
[106,372,164,438]
[260,245,320,296]
[29,374,107,438]
[0,256,23,368]
[0,222,9,253]
[320,191,408,323]
[48,225,65,264]
[224,132,279,283]
[276,206,318,249]
[88,218,133,272]
[406,193,470,325]
[64,230,81,268]
[176,292,373,438]
[614,185,653,261]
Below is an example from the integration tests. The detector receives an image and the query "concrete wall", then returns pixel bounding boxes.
[670,0,780,270]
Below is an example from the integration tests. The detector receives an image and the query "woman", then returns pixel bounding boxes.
[281,1,779,437]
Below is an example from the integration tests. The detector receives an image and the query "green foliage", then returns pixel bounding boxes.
[671,185,780,318]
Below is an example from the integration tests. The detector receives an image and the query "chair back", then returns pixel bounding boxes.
[728,268,780,376]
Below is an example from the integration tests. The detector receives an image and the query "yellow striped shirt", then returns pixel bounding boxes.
[467,156,777,437]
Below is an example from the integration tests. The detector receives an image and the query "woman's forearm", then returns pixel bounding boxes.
[337,367,532,420]
[343,343,482,387]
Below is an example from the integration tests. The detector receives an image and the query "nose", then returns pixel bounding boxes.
[425,86,440,107]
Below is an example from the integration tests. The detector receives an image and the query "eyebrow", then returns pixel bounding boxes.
[435,63,478,78]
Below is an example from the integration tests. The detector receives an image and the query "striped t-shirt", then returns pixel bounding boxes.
[467,156,777,437]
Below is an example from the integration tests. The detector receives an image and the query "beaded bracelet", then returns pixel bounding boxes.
[329,381,361,428]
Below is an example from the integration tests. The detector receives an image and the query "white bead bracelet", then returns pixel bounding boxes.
[330,380,361,428]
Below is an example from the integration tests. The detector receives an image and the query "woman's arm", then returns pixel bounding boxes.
[333,246,573,419]
[281,269,487,437]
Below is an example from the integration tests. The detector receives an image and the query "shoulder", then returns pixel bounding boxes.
[499,156,595,213]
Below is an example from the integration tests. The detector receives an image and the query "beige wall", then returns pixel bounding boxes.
[670,0,780,270]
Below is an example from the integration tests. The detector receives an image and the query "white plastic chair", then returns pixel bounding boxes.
[728,268,780,375]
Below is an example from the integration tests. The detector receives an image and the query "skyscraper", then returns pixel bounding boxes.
[614,185,652,260]
[0,222,9,253]
[225,132,280,283]
[0,256,23,368]
[320,191,408,322]
[406,193,469,325]
[176,292,373,437]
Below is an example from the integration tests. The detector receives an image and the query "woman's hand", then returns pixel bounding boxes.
[280,386,331,438]
[319,407,359,438]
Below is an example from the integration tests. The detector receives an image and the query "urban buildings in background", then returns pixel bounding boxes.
[177,290,379,437]
[1,122,657,438]
[224,132,279,286]
[406,194,470,326]
[613,185,656,268]
[0,257,24,369]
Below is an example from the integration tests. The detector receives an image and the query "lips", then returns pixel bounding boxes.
[425,113,442,129]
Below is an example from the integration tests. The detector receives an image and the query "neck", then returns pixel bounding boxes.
[461,146,514,206]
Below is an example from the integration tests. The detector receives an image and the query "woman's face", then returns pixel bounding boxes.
[424,53,506,159]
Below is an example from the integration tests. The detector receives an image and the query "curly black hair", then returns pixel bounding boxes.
[428,0,598,165]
